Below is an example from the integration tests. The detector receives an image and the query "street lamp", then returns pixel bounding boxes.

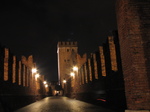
[63,79,66,83]
[43,81,49,96]
[70,72,75,77]
[63,79,66,96]
[35,73,40,79]
[43,81,47,84]
[72,66,78,88]
[73,66,78,71]
[32,68,37,73]
[45,84,48,88]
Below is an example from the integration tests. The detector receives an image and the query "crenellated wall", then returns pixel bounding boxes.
[57,41,78,96]
[58,33,126,111]
[0,44,48,111]
[57,41,77,47]
[74,35,126,111]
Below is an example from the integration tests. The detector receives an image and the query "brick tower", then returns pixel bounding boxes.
[57,41,78,91]
[116,0,150,111]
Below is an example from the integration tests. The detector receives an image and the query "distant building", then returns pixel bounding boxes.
[57,41,78,95]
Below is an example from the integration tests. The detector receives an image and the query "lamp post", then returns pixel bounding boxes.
[43,81,49,96]
[32,68,37,74]
[70,72,75,87]
[32,68,38,100]
[73,66,78,83]
[72,66,78,98]
[70,72,75,77]
[35,73,40,80]
[72,66,78,86]
[31,68,49,98]
[35,73,40,100]
[73,66,78,71]
[63,79,66,83]
[32,68,37,88]
[43,81,47,85]
[45,84,48,88]
[63,79,66,96]
[32,68,37,90]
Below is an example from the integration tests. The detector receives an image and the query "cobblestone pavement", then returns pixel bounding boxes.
[14,96,117,112]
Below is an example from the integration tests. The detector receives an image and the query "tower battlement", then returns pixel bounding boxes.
[57,41,77,47]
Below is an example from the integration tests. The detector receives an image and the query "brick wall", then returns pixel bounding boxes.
[116,0,150,110]
[0,45,47,111]
[4,48,9,81]
[57,41,78,90]
[99,46,106,77]
[12,56,16,83]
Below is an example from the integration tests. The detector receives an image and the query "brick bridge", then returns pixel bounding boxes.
[0,0,150,112]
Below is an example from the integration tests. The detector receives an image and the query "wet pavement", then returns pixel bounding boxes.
[14,96,116,112]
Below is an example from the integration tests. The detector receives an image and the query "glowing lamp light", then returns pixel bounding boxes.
[63,80,66,83]
[43,81,47,84]
[45,84,48,88]
[73,66,78,71]
[35,73,40,78]
[70,72,75,77]
[32,68,37,73]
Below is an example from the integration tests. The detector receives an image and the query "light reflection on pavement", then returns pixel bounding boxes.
[14,96,116,112]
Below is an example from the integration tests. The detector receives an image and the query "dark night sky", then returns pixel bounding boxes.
[0,0,117,82]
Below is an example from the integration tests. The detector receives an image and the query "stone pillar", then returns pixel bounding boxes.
[84,63,88,83]
[88,59,92,81]
[12,56,16,83]
[23,64,26,86]
[26,68,29,87]
[99,46,106,77]
[4,48,9,81]
[108,36,118,72]
[18,61,22,85]
[81,66,85,84]
[116,0,150,111]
